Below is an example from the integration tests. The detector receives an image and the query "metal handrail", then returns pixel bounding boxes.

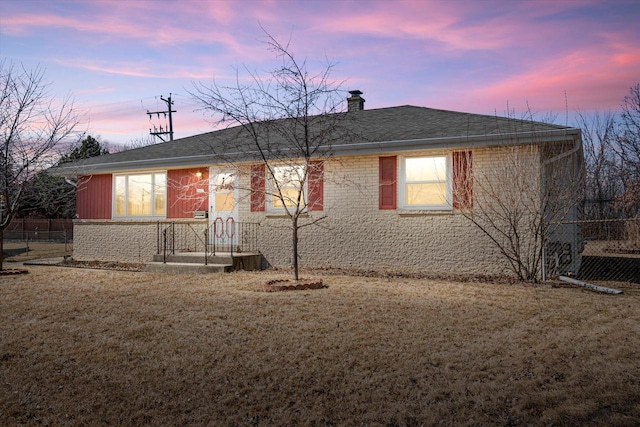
[156,219,259,264]
[157,221,206,263]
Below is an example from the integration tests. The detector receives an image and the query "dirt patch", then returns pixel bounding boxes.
[263,278,325,292]
[58,260,145,272]
[276,265,524,284]
[0,268,29,276]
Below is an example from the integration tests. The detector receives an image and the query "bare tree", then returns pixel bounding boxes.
[573,84,640,219]
[0,61,80,270]
[117,134,159,152]
[190,31,350,281]
[614,83,640,216]
[453,134,584,281]
[576,111,619,220]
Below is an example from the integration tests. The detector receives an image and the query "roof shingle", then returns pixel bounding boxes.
[52,105,577,175]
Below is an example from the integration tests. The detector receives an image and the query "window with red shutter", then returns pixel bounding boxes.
[270,165,305,210]
[402,156,448,208]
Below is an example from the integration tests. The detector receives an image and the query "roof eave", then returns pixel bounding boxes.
[331,128,581,156]
[49,154,221,176]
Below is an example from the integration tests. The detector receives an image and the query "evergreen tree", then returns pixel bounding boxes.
[59,135,109,164]
[18,135,109,218]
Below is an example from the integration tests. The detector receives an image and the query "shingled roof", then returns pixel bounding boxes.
[52,104,579,176]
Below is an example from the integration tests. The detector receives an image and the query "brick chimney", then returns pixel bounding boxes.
[347,90,365,112]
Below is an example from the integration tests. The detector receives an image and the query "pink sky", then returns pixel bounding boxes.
[1,0,638,146]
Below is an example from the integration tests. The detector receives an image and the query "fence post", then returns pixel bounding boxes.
[171,222,175,255]
[227,218,235,257]
[204,221,211,255]
[163,229,167,264]
[204,229,208,266]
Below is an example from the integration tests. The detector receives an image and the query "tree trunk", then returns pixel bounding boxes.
[292,217,299,281]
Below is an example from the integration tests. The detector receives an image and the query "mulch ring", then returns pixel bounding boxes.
[0,268,29,276]
[58,260,145,272]
[264,278,325,292]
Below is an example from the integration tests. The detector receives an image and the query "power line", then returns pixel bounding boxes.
[147,94,176,142]
[73,93,209,143]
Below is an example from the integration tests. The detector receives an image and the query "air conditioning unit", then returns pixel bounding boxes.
[193,210,208,219]
[546,228,584,277]
[547,241,574,272]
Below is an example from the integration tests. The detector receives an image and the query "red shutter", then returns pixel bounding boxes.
[453,151,473,209]
[307,160,324,211]
[379,156,397,210]
[76,174,112,219]
[250,163,266,212]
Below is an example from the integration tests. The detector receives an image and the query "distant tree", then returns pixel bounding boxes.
[190,30,350,281]
[18,135,108,218]
[576,111,619,220]
[614,83,640,217]
[573,83,640,220]
[59,134,109,164]
[17,171,75,218]
[117,134,158,152]
[1,61,80,270]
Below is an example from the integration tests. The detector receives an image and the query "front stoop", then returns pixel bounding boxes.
[145,252,262,274]
[144,262,233,274]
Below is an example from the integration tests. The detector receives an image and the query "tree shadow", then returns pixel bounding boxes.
[2,247,30,258]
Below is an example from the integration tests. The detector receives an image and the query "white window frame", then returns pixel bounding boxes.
[267,164,308,213]
[399,155,452,210]
[113,171,167,218]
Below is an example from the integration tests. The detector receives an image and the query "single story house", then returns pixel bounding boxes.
[52,91,584,278]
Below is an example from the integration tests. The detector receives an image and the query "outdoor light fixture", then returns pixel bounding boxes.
[195,170,203,179]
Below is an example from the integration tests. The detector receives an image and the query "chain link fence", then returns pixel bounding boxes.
[3,218,73,242]
[546,218,640,284]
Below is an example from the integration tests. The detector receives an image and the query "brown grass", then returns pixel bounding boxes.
[1,267,639,426]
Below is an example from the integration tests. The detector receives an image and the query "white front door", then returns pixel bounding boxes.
[209,168,238,249]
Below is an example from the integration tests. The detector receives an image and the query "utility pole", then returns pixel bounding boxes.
[147,94,176,142]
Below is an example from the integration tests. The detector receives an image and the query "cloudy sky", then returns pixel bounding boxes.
[1,0,638,146]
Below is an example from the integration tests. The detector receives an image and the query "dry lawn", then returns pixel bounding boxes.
[1,267,639,426]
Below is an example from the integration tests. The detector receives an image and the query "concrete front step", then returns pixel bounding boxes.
[144,262,232,274]
[148,252,262,273]
[152,253,233,264]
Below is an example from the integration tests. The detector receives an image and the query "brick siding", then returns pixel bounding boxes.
[73,145,542,276]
